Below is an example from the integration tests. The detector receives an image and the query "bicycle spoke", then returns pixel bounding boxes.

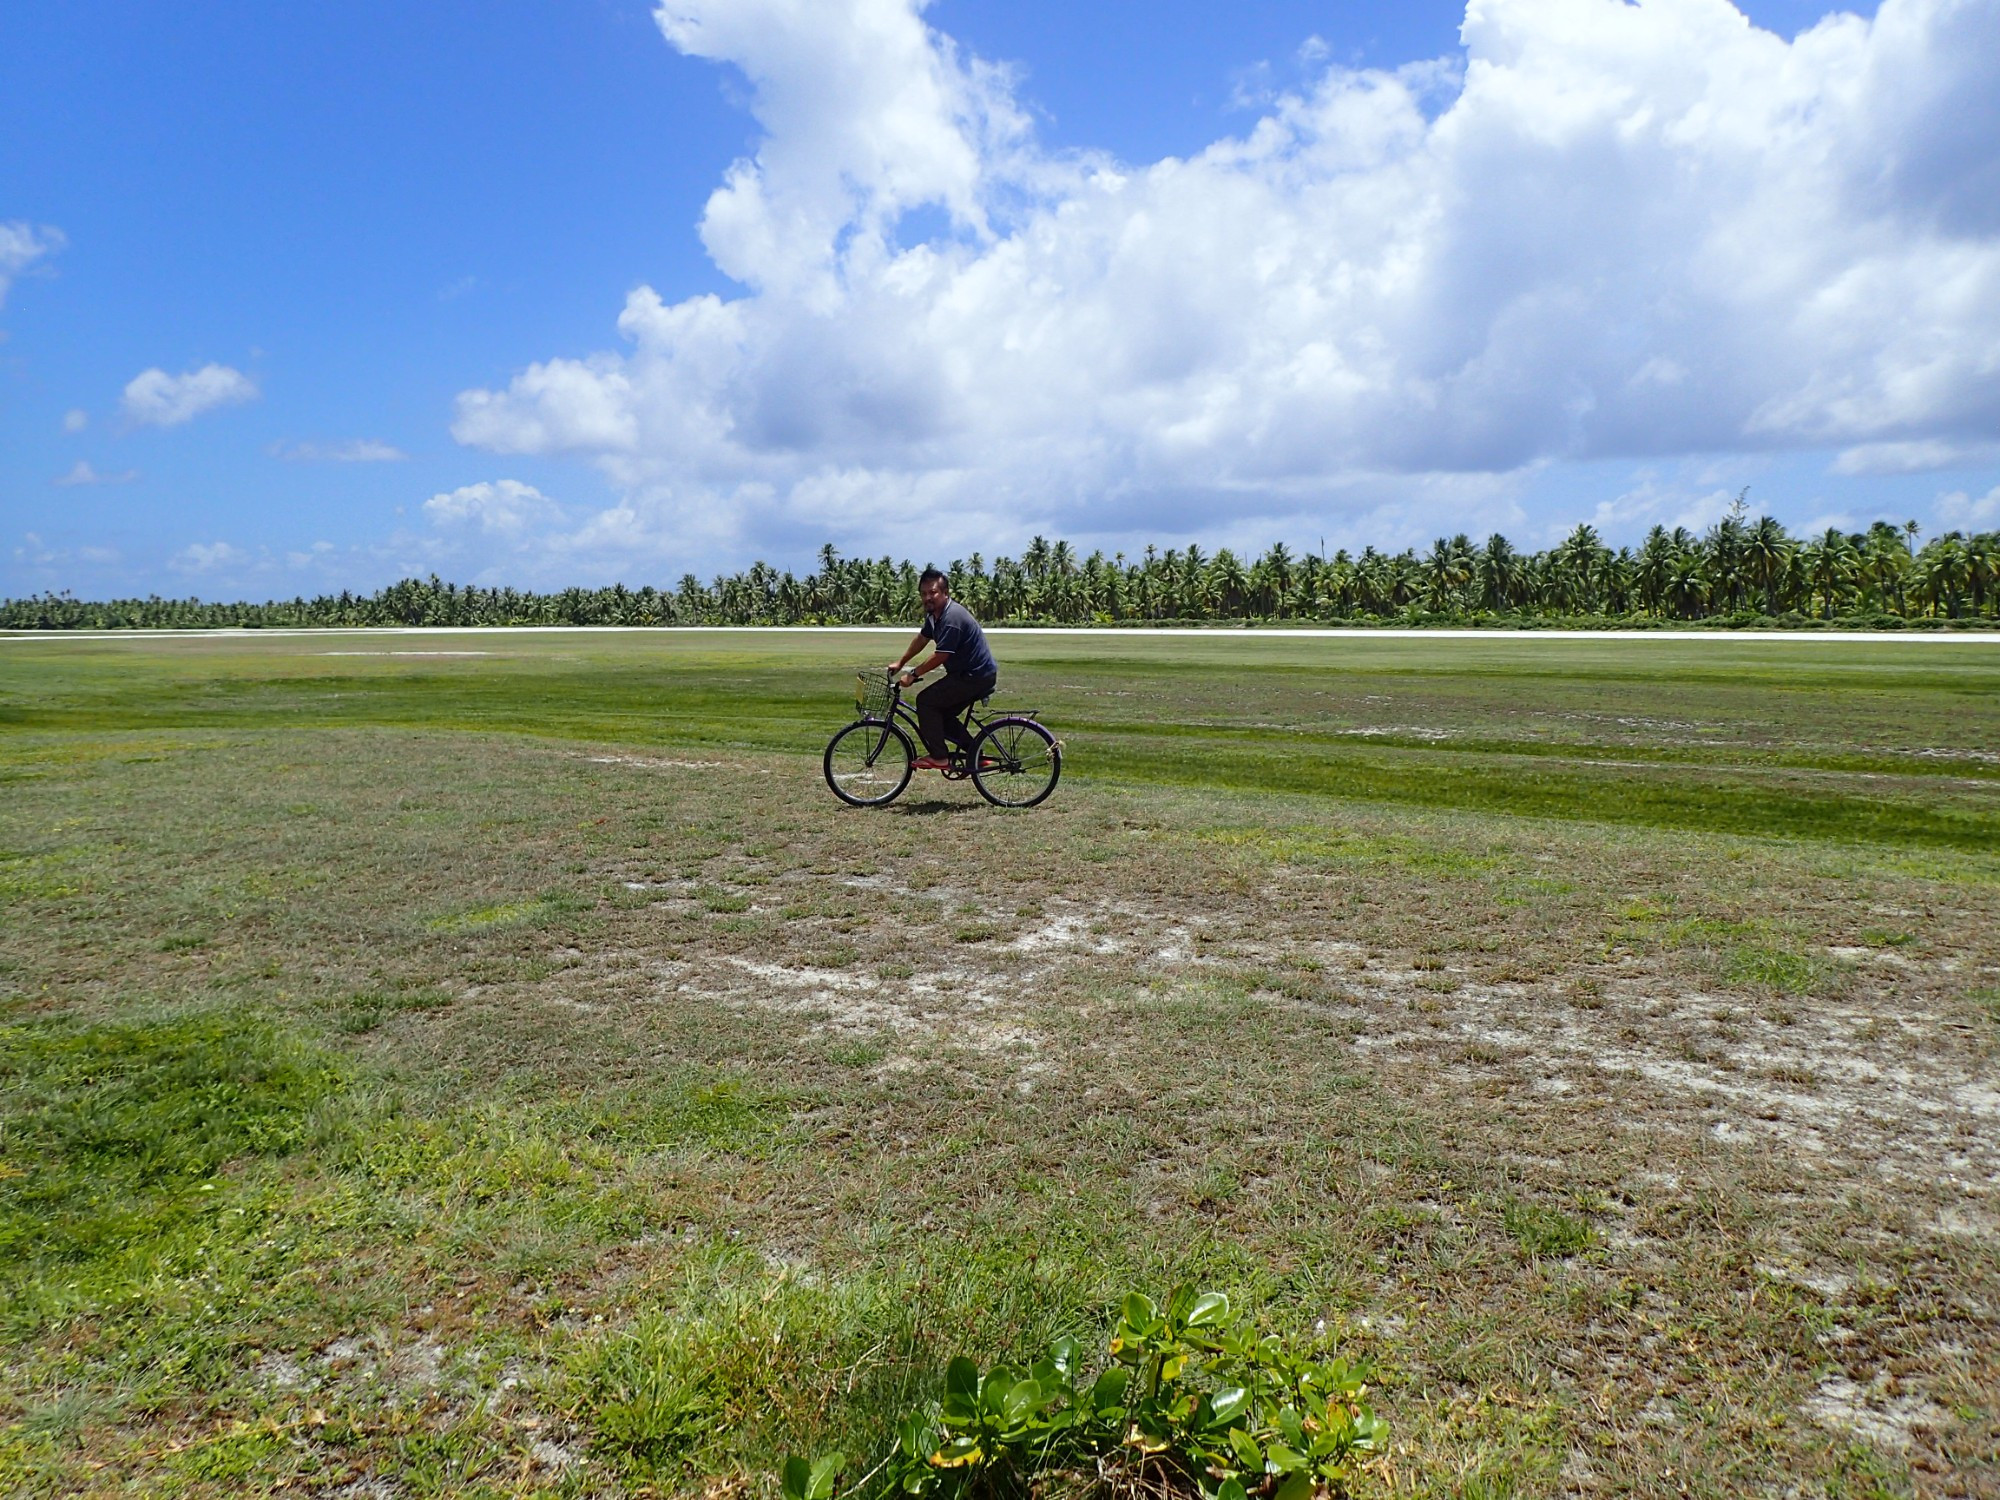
[824,719,914,806]
[972,718,1060,807]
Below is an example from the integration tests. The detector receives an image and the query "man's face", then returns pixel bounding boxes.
[920,577,949,613]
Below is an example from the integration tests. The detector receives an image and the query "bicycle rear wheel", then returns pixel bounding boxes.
[823,719,915,806]
[971,717,1061,807]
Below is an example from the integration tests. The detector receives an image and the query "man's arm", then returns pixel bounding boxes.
[899,648,949,685]
[889,630,927,673]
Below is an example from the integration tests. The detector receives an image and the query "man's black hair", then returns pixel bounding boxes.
[919,566,948,587]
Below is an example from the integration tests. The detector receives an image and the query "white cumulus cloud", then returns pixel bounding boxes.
[169,541,251,574]
[55,460,139,487]
[121,364,260,428]
[0,222,64,310]
[453,0,2000,565]
[12,534,121,570]
[1831,439,2000,475]
[422,479,563,536]
[1938,484,2000,527]
[270,438,409,462]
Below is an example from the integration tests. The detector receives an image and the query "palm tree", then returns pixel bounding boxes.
[1207,549,1249,617]
[1323,550,1357,617]
[1477,534,1521,613]
[1604,549,1638,616]
[1634,527,1676,618]
[1861,523,1910,614]
[1704,510,1751,614]
[1179,546,1209,618]
[1800,527,1858,619]
[1912,534,1969,618]
[1022,536,1052,586]
[1665,550,1708,620]
[1258,542,1295,617]
[1353,547,1391,616]
[1294,551,1323,619]
[1419,539,1454,613]
[1964,532,1997,618]
[1744,515,1794,614]
[1550,523,1610,614]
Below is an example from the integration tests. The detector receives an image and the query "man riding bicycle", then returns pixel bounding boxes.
[889,568,998,771]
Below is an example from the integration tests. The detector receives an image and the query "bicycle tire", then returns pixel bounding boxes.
[823,719,915,806]
[971,717,1061,808]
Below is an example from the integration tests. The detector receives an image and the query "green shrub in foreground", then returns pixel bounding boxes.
[789,1287,1387,1500]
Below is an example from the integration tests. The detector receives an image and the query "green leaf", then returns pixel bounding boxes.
[1187,1292,1231,1328]
[1209,1386,1250,1426]
[1316,1401,1358,1444]
[1002,1378,1044,1426]
[1266,1442,1308,1474]
[809,1453,846,1500]
[1316,1357,1366,1394]
[1275,1471,1315,1500]
[1046,1335,1081,1381]
[1227,1427,1263,1473]
[897,1417,932,1460]
[1122,1292,1158,1331]
[1090,1366,1130,1412]
[944,1356,979,1405]
[1218,1480,1249,1500]
[782,1457,813,1500]
[980,1369,1018,1416]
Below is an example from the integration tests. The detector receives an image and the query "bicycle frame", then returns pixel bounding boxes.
[829,668,1061,807]
[864,677,1037,759]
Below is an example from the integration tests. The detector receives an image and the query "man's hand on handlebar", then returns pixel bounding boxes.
[894,654,946,688]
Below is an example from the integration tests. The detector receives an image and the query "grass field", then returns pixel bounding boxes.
[2,629,1996,1499]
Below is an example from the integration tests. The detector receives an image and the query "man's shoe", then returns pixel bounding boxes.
[912,756,951,770]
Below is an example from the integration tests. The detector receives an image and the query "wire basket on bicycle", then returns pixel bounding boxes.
[853,666,897,717]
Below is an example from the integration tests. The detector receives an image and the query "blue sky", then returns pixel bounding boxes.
[4,0,1997,597]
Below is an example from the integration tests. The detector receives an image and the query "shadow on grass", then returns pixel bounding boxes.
[886,798,986,816]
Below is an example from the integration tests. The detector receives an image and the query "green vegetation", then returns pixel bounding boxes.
[804,1289,1385,1500]
[4,629,1997,855]
[0,1010,341,1275]
[2,631,1995,1497]
[6,507,1998,630]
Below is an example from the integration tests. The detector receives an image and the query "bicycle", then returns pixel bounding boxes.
[822,668,1062,809]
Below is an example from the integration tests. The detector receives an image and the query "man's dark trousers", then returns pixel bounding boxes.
[916,672,997,758]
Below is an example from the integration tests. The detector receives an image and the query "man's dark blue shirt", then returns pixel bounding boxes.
[921,599,997,679]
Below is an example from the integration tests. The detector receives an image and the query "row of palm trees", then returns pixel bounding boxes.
[7,515,1996,630]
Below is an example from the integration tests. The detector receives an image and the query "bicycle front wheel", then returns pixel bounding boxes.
[971,718,1061,808]
[823,719,915,806]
